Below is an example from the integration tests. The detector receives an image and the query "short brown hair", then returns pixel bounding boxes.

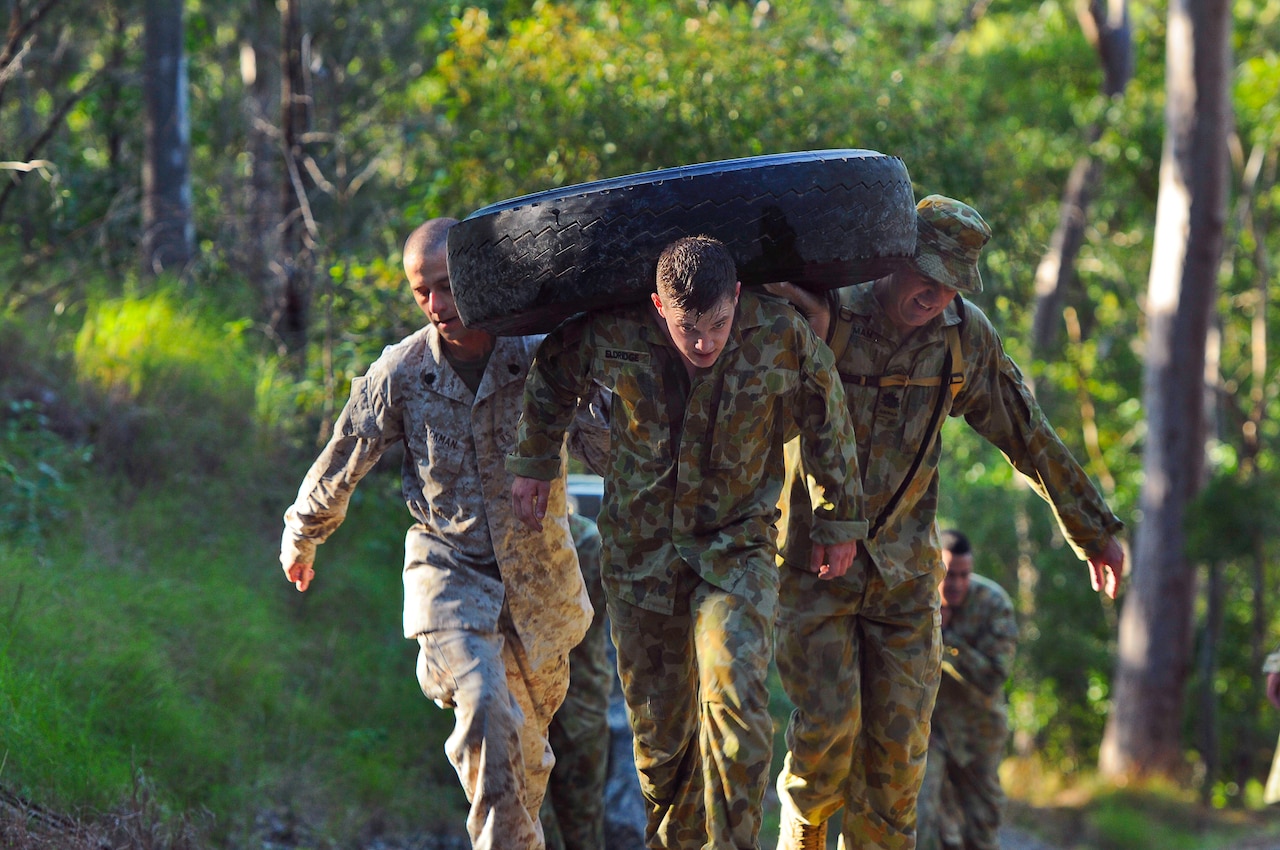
[656,235,737,315]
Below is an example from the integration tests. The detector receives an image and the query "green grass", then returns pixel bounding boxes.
[1002,760,1280,850]
[0,436,467,846]
[0,289,479,846]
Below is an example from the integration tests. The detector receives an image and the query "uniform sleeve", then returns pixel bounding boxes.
[794,322,869,543]
[506,316,594,482]
[280,370,403,567]
[951,309,1124,560]
[941,588,1018,697]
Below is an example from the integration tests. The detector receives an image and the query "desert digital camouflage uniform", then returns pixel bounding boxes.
[281,328,608,850]
[774,283,1124,850]
[507,290,865,849]
[1263,648,1280,804]
[542,511,611,850]
[917,573,1017,850]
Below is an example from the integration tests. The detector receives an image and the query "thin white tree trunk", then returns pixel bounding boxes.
[1099,0,1231,779]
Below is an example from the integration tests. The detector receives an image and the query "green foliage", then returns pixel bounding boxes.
[1081,784,1268,850]
[0,400,90,544]
[72,286,261,483]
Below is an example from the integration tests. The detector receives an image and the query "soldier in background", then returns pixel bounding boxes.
[917,529,1017,850]
[541,505,612,850]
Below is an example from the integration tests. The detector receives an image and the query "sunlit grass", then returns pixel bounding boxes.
[1,303,466,845]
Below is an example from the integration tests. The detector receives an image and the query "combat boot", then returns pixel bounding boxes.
[777,810,828,850]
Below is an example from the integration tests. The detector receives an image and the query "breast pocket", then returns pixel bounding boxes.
[415,424,465,482]
[709,370,789,471]
[601,361,668,449]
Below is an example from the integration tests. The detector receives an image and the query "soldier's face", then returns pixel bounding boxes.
[877,267,957,333]
[652,284,739,371]
[940,549,973,608]
[406,247,490,353]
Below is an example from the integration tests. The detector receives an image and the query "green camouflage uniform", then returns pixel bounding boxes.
[508,291,865,849]
[917,573,1017,850]
[774,284,1124,850]
[281,329,608,850]
[542,512,612,850]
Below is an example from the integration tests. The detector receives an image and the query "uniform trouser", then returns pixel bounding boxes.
[416,616,571,850]
[607,563,777,849]
[774,562,941,850]
[542,597,612,850]
[916,732,1005,850]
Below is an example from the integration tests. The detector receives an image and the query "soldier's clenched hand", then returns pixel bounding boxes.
[810,539,858,581]
[512,475,550,531]
[284,561,315,592]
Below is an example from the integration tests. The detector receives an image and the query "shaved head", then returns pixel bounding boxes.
[404,217,458,267]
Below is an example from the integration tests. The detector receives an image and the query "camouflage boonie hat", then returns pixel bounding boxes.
[910,195,992,294]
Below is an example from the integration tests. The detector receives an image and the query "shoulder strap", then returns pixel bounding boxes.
[946,295,966,400]
[827,301,857,365]
[830,297,966,398]
[867,339,954,541]
[864,297,967,540]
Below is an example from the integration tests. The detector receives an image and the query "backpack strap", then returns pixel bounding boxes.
[826,300,857,365]
[849,295,968,540]
[827,296,965,400]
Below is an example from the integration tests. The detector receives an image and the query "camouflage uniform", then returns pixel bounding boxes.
[508,291,865,849]
[542,512,612,850]
[281,328,608,850]
[775,283,1124,850]
[1263,649,1280,805]
[917,573,1017,850]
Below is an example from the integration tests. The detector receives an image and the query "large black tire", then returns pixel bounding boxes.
[447,149,916,335]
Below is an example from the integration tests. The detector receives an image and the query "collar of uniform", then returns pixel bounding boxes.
[420,327,528,403]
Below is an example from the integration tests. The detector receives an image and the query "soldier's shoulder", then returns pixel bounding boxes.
[953,297,1001,344]
[368,327,433,380]
[742,289,817,340]
[971,573,1015,609]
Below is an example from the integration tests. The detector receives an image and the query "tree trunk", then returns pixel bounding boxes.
[141,0,193,277]
[1030,0,1132,356]
[240,0,280,320]
[1098,0,1231,780]
[271,0,313,356]
[1197,560,1222,804]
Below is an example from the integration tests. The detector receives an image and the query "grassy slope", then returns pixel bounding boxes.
[0,458,469,847]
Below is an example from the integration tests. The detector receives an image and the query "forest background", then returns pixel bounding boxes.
[2,0,1280,847]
